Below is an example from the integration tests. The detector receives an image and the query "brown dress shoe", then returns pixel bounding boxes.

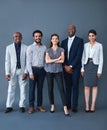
[37,106,46,112]
[28,107,35,114]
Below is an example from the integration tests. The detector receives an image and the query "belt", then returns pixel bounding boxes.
[16,66,21,69]
[32,66,44,70]
[88,58,93,62]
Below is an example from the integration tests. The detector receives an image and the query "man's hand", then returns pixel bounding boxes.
[64,65,73,74]
[6,74,11,81]
[22,73,28,80]
[29,74,34,80]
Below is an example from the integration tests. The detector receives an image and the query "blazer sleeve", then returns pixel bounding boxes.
[5,46,11,75]
[81,46,85,72]
[97,44,103,74]
[71,39,84,68]
[24,46,28,74]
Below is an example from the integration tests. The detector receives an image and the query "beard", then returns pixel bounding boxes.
[34,39,41,44]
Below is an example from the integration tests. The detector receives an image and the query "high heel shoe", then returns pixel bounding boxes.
[50,105,55,113]
[64,106,70,116]
[85,110,90,112]
[90,105,95,112]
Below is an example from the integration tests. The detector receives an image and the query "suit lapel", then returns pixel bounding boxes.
[69,36,76,56]
[12,43,17,61]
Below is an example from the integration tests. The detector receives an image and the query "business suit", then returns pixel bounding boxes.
[81,42,103,74]
[5,43,27,108]
[61,36,84,110]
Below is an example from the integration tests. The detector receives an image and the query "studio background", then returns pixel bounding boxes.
[0,0,106,113]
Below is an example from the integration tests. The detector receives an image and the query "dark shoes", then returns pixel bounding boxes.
[64,106,70,116]
[28,107,35,114]
[5,107,13,113]
[5,107,25,113]
[90,110,95,112]
[37,106,46,112]
[50,105,55,113]
[19,107,25,113]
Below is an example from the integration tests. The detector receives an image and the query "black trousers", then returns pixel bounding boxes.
[64,68,80,109]
[46,72,66,106]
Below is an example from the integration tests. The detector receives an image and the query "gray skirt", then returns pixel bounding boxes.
[84,61,98,87]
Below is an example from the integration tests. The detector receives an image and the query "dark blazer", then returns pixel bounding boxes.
[61,36,84,69]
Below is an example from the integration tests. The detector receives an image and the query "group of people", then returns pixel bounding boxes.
[4,24,103,116]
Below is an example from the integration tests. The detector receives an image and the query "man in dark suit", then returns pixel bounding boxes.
[61,24,84,112]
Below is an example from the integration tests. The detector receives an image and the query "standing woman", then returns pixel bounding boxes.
[45,34,69,116]
[81,29,103,112]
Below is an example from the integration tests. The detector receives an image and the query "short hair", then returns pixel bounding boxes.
[88,29,97,35]
[13,32,22,37]
[32,30,43,37]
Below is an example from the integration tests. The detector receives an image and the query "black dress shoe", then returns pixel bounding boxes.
[19,107,25,113]
[72,108,78,113]
[85,110,90,112]
[5,107,13,113]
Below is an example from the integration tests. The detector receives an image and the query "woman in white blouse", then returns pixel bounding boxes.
[81,29,103,112]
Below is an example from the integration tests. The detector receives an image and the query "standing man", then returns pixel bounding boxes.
[27,30,47,114]
[61,24,84,112]
[5,32,28,113]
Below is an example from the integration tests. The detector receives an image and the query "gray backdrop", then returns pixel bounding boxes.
[0,0,107,108]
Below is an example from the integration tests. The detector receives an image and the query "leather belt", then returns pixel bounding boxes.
[32,66,44,70]
[88,58,93,62]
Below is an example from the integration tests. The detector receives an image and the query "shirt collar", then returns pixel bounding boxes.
[33,42,42,46]
[68,35,75,40]
[14,42,21,47]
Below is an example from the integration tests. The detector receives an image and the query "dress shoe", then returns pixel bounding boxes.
[72,108,78,113]
[5,107,13,113]
[37,106,46,112]
[19,107,25,113]
[28,107,35,114]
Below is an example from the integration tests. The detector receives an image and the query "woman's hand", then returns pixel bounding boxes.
[81,72,85,77]
[97,73,102,78]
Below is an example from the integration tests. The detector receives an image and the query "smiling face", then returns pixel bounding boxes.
[50,34,60,47]
[13,32,22,44]
[68,25,76,37]
[88,33,96,43]
[33,32,42,44]
[51,35,59,46]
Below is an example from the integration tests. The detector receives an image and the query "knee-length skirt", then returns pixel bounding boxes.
[84,61,98,87]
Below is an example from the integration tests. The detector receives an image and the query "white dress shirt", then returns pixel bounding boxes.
[89,44,96,58]
[68,35,75,59]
